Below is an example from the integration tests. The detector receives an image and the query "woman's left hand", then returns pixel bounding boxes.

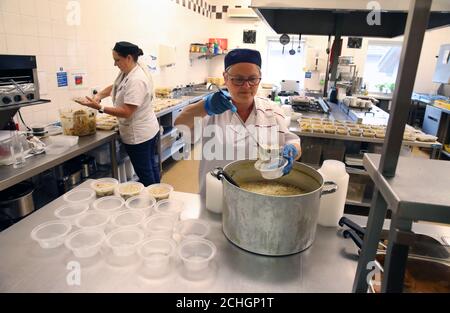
[73,96,100,110]
[282,144,299,175]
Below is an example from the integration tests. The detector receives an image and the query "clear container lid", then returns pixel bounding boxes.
[178,238,217,272]
[175,219,210,240]
[125,195,156,214]
[144,214,177,238]
[54,203,89,223]
[154,199,184,218]
[63,188,95,204]
[65,229,104,253]
[92,196,124,214]
[30,220,72,245]
[138,238,177,263]
[75,211,110,229]
[111,210,146,229]
[105,227,144,256]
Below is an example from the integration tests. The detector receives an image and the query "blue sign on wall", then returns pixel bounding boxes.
[57,70,68,87]
[305,71,312,79]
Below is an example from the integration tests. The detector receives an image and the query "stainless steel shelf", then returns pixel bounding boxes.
[161,128,177,140]
[363,153,450,223]
[161,140,185,162]
[290,126,442,149]
[346,166,368,176]
[0,131,118,192]
[0,99,51,112]
[346,199,372,207]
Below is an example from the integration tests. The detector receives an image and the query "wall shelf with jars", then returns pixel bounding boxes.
[189,39,228,65]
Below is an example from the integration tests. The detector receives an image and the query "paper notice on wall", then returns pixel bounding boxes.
[56,69,68,88]
[140,54,159,75]
[69,70,88,90]
[38,71,48,95]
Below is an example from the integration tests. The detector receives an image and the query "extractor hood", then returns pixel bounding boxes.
[251,0,450,37]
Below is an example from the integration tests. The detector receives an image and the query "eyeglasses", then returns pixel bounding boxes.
[226,74,262,87]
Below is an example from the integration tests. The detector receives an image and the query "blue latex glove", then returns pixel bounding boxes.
[204,91,237,116]
[282,144,298,175]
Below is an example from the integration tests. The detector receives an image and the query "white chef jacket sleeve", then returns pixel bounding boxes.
[124,78,147,106]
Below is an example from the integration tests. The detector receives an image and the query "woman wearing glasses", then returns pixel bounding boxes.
[175,48,301,197]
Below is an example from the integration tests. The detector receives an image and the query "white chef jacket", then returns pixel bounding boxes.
[112,63,159,145]
[198,96,300,197]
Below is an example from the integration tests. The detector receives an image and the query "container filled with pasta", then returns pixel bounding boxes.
[60,108,97,136]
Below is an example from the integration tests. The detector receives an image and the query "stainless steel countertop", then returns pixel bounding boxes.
[289,123,441,148]
[0,180,360,293]
[1,180,448,292]
[289,102,441,149]
[363,153,450,222]
[353,93,393,101]
[0,131,117,192]
[155,95,206,118]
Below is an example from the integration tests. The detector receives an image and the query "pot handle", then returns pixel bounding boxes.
[343,229,363,250]
[210,167,240,188]
[321,181,338,196]
[210,167,224,181]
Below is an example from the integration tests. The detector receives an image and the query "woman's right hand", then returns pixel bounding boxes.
[204,91,237,116]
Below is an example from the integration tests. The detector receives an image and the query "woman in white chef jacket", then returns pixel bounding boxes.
[174,48,301,197]
[76,41,160,186]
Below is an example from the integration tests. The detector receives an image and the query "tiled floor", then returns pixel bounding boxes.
[161,143,200,194]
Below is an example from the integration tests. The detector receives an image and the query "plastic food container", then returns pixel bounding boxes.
[175,219,210,241]
[178,238,217,272]
[65,229,105,258]
[45,143,71,155]
[49,135,79,147]
[60,108,97,136]
[144,214,177,239]
[110,210,146,229]
[92,196,124,215]
[349,129,362,137]
[116,182,144,200]
[254,158,288,180]
[105,227,145,257]
[90,178,119,197]
[54,203,89,225]
[125,195,156,217]
[75,211,110,232]
[30,220,72,249]
[63,188,96,205]
[154,199,184,219]
[138,238,176,274]
[147,183,173,201]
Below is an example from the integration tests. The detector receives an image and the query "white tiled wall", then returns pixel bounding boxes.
[0,0,214,127]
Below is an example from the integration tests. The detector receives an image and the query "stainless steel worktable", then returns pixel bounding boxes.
[363,153,450,222]
[1,180,449,293]
[0,180,359,292]
[0,131,118,192]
